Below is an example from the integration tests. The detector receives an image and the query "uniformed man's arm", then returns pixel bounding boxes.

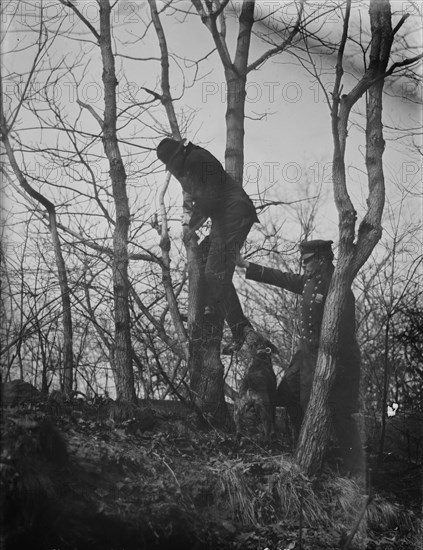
[245,262,305,294]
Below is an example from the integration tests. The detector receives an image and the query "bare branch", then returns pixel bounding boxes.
[392,13,410,37]
[156,171,188,357]
[384,53,423,78]
[247,0,305,73]
[58,0,100,41]
[191,0,233,69]
[76,98,104,129]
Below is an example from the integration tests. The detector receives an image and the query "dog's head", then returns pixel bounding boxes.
[244,329,278,358]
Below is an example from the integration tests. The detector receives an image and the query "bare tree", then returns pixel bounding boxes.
[53,0,137,401]
[145,0,329,423]
[0,31,74,393]
[295,0,423,475]
[355,184,422,463]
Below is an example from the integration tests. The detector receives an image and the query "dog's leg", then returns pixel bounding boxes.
[234,399,243,441]
[258,401,274,444]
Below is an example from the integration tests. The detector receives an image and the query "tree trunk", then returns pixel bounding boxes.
[188,239,229,427]
[99,0,135,402]
[224,0,254,183]
[49,210,73,393]
[0,117,74,394]
[189,312,228,425]
[148,0,230,424]
[296,0,391,476]
[296,264,354,473]
[378,314,392,464]
[183,0,256,423]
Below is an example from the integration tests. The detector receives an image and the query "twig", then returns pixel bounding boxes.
[298,484,304,550]
[342,492,373,550]
[158,171,189,356]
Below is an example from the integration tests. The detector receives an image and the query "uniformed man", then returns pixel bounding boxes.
[156,138,259,353]
[237,239,364,474]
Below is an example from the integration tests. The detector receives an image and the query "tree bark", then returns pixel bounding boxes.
[296,0,393,476]
[187,0,305,421]
[149,0,230,424]
[188,239,229,426]
[224,0,254,183]
[183,0,256,421]
[98,0,135,402]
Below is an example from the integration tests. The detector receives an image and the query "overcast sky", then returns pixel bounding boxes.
[2,0,422,262]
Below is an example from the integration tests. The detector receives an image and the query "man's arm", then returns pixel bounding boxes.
[179,168,207,231]
[184,148,224,217]
[242,260,305,295]
[188,208,207,231]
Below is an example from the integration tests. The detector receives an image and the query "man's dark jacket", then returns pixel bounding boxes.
[178,143,258,229]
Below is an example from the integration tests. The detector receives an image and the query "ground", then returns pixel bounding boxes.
[1,390,421,550]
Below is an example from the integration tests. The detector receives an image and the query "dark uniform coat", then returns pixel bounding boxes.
[245,262,361,421]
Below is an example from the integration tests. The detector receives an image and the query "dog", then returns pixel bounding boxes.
[234,331,278,443]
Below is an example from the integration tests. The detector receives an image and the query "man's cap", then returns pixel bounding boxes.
[156,138,185,165]
[300,239,334,261]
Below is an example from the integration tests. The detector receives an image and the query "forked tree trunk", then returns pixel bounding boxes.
[148,0,231,425]
[182,0,256,423]
[296,0,393,475]
[187,2,255,421]
[188,0,305,422]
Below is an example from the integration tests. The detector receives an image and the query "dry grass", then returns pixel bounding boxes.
[367,495,416,532]
[323,475,416,532]
[321,475,419,549]
[213,455,329,527]
[211,453,419,550]
[215,461,258,525]
[271,458,329,526]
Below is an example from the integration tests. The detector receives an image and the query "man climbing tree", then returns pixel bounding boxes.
[156,138,259,355]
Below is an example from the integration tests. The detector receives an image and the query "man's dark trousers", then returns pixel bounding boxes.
[203,215,254,340]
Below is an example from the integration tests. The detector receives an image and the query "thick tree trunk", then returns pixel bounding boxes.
[296,264,354,473]
[225,1,254,183]
[149,0,233,424]
[189,312,228,426]
[185,0,256,423]
[225,68,247,184]
[99,0,135,402]
[187,239,229,427]
[296,0,391,476]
